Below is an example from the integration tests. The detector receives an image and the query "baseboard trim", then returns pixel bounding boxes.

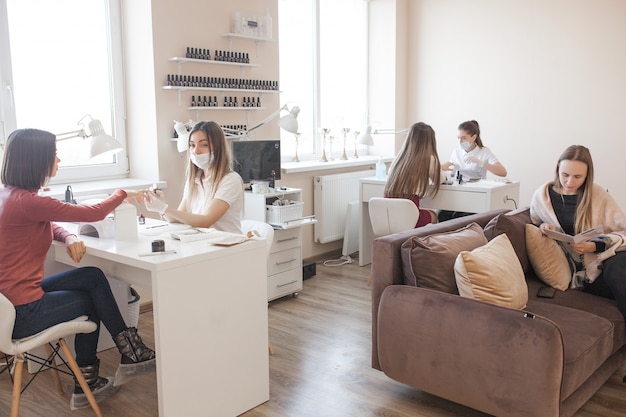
[140,301,153,314]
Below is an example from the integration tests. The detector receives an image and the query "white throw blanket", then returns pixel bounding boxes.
[530,181,626,286]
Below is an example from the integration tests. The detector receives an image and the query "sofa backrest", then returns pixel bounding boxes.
[370,208,508,370]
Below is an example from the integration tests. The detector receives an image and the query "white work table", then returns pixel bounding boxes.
[46,221,269,416]
[359,177,520,266]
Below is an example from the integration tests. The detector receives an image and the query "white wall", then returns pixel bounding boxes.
[404,0,626,208]
[124,0,280,218]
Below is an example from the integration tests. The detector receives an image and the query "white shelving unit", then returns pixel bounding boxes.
[244,188,315,301]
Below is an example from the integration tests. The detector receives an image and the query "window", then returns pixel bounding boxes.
[279,0,367,161]
[0,0,128,183]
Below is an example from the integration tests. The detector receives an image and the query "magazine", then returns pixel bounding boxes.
[543,225,604,244]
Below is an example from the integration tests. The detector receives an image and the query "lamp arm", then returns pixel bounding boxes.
[55,128,88,141]
[373,128,408,135]
[245,104,289,135]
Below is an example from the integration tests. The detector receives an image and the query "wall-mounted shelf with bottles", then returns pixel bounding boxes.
[168,57,259,72]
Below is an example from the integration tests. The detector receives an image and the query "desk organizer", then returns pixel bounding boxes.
[266,201,303,224]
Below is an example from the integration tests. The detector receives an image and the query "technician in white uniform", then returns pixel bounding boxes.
[441,120,507,180]
[144,121,244,234]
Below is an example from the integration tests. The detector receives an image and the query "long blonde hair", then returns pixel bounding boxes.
[384,122,440,199]
[182,121,233,208]
[552,145,594,233]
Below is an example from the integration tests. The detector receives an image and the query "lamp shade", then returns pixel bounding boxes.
[174,121,191,153]
[277,105,300,134]
[87,119,123,159]
[357,125,374,146]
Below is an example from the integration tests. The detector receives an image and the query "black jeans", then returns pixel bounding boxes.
[13,267,127,366]
[584,251,626,321]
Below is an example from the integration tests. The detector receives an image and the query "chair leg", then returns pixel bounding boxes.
[44,344,64,395]
[10,355,23,417]
[58,339,103,417]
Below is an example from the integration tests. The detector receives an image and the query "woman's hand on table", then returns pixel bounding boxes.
[65,235,86,263]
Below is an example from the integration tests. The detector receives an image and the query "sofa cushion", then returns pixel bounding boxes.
[526,224,571,291]
[401,222,487,293]
[524,300,614,400]
[454,234,528,309]
[483,207,531,273]
[527,276,625,354]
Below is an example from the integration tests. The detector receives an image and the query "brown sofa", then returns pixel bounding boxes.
[371,209,626,417]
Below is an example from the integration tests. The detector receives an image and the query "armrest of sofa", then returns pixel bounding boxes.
[377,285,564,417]
[370,208,508,370]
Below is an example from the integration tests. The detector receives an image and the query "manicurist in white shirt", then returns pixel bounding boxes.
[144,121,244,233]
[441,120,507,180]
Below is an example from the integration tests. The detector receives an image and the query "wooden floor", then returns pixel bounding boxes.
[1,259,625,417]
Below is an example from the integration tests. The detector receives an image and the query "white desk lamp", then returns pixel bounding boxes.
[56,115,123,159]
[356,125,408,157]
[174,104,300,152]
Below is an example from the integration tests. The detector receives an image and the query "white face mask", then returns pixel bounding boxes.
[190,152,214,170]
[460,141,472,151]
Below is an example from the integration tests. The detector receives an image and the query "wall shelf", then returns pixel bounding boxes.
[168,57,258,68]
[222,33,271,56]
[187,106,266,111]
[163,86,278,94]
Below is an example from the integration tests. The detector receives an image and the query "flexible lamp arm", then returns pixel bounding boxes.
[245,104,289,135]
[373,128,408,134]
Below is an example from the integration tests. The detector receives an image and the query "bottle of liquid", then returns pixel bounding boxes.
[376,157,387,179]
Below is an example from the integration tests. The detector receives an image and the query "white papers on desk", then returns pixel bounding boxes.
[171,228,249,246]
[170,228,216,242]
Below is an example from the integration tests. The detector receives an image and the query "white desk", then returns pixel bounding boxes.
[359,177,520,266]
[46,222,269,417]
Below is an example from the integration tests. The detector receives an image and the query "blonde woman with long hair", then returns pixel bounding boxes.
[145,121,244,233]
[384,122,441,227]
[531,145,626,319]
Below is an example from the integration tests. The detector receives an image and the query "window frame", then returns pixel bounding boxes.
[0,0,129,184]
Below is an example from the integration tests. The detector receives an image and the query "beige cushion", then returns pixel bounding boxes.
[525,224,571,291]
[483,207,532,273]
[401,222,488,293]
[454,234,528,309]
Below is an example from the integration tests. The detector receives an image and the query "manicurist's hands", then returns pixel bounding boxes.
[65,235,86,263]
[144,189,168,214]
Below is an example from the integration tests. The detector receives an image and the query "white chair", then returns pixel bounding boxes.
[368,197,421,237]
[368,197,433,286]
[240,219,275,355]
[0,292,103,417]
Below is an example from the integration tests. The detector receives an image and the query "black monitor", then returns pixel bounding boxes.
[231,140,281,184]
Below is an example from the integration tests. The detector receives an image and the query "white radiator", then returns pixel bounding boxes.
[313,170,371,243]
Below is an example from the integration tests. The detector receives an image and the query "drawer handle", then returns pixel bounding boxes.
[275,258,297,266]
[277,279,298,288]
[276,236,298,243]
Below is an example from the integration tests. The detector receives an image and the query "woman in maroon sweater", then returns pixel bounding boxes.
[0,129,155,410]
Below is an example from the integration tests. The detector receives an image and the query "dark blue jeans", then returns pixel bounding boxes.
[13,267,127,367]
[584,251,626,321]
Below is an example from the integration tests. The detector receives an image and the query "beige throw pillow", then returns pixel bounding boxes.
[525,224,571,291]
[454,234,528,309]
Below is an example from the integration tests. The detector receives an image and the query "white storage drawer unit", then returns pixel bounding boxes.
[244,188,306,301]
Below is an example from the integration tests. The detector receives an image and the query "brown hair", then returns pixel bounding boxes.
[1,129,56,190]
[384,122,441,199]
[458,120,484,148]
[552,145,594,233]
[181,121,233,206]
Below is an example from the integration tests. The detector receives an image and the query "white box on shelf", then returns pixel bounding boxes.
[266,201,304,225]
